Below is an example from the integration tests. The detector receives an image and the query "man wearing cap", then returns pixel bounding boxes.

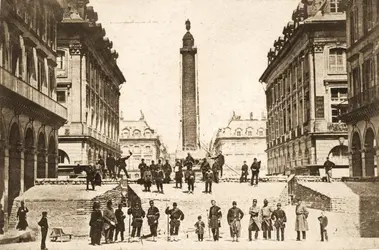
[208,200,222,241]
[163,159,172,183]
[127,202,145,240]
[143,166,153,192]
[260,199,274,240]
[250,158,261,186]
[248,199,261,241]
[103,200,117,244]
[138,159,147,183]
[185,165,196,194]
[155,163,164,193]
[295,198,309,241]
[174,160,183,188]
[146,200,160,241]
[38,211,48,250]
[240,161,249,183]
[118,151,132,179]
[271,203,287,241]
[106,153,116,179]
[227,201,244,242]
[200,158,210,181]
[165,202,185,241]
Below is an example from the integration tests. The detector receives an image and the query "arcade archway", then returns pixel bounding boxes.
[364,128,376,177]
[8,123,21,214]
[351,132,362,177]
[24,128,34,191]
[37,133,46,178]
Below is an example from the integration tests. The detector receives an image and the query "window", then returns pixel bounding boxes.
[350,7,359,43]
[236,130,241,136]
[37,59,45,90]
[363,0,374,32]
[57,91,66,103]
[247,131,252,136]
[145,146,152,153]
[330,0,341,13]
[331,105,348,123]
[57,50,65,70]
[258,128,264,136]
[352,67,361,97]
[329,48,346,72]
[331,88,348,102]
[133,130,141,137]
[133,146,141,154]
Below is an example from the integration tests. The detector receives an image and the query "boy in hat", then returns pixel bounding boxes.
[271,203,287,241]
[318,211,328,242]
[38,211,48,250]
[194,215,205,242]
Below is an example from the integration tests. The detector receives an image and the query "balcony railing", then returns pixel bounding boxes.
[349,85,379,111]
[327,122,348,132]
[0,66,67,119]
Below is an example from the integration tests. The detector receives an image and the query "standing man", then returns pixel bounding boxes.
[165,202,185,241]
[295,198,309,241]
[138,159,147,182]
[155,164,164,193]
[163,159,172,183]
[227,201,244,242]
[208,200,222,241]
[115,203,126,242]
[240,161,249,183]
[38,211,48,250]
[185,165,196,194]
[103,200,117,244]
[212,151,225,178]
[323,157,335,183]
[143,166,153,192]
[85,165,95,191]
[146,200,160,241]
[89,201,103,246]
[118,151,132,179]
[248,199,261,241]
[200,158,210,181]
[212,160,220,184]
[106,153,116,179]
[271,203,287,241]
[174,160,183,188]
[204,168,213,193]
[185,153,195,167]
[97,155,105,177]
[250,158,261,186]
[260,199,273,240]
[127,202,145,241]
[16,201,29,231]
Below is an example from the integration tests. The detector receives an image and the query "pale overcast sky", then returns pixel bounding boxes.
[89,0,299,152]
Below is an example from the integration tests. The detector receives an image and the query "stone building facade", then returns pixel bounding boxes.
[211,113,267,175]
[341,0,379,177]
[259,0,349,176]
[56,0,125,166]
[0,0,67,229]
[119,115,168,178]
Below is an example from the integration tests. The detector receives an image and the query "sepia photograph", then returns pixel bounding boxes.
[0,0,379,249]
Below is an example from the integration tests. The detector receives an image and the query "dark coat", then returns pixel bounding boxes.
[155,168,164,183]
[106,156,115,168]
[209,205,222,229]
[127,207,145,228]
[201,161,210,172]
[194,221,205,235]
[119,155,132,168]
[163,163,172,174]
[166,207,184,227]
[318,215,328,229]
[38,217,48,229]
[227,207,244,224]
[185,170,195,183]
[271,209,287,228]
[89,210,103,237]
[323,160,335,171]
[147,206,160,226]
[205,170,213,183]
[241,164,248,173]
[251,161,261,172]
[16,207,28,230]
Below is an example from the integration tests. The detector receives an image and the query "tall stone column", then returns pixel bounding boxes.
[3,147,9,232]
[19,150,24,195]
[361,151,366,177]
[348,153,353,177]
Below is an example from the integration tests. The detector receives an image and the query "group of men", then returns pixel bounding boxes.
[240,158,262,185]
[124,198,311,243]
[138,159,173,193]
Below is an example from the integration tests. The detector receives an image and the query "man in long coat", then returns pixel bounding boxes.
[174,160,183,188]
[115,203,126,242]
[89,201,103,245]
[227,201,244,242]
[103,200,117,244]
[138,159,147,183]
[295,198,309,241]
[146,200,160,241]
[240,161,249,183]
[163,159,172,183]
[323,157,335,183]
[143,166,153,192]
[200,158,210,181]
[127,202,145,240]
[204,168,213,193]
[184,165,196,194]
[248,199,261,241]
[271,203,287,241]
[211,151,225,178]
[208,200,222,241]
[250,158,261,186]
[165,202,185,241]
[260,199,274,240]
[106,154,116,179]
[155,164,164,193]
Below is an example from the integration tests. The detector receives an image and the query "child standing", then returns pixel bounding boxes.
[38,211,48,250]
[194,216,205,242]
[318,211,328,242]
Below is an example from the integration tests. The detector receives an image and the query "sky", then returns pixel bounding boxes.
[89,0,300,152]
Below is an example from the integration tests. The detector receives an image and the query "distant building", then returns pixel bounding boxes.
[56,1,125,165]
[259,1,349,176]
[211,113,267,175]
[0,0,66,230]
[119,113,168,177]
[341,0,379,177]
